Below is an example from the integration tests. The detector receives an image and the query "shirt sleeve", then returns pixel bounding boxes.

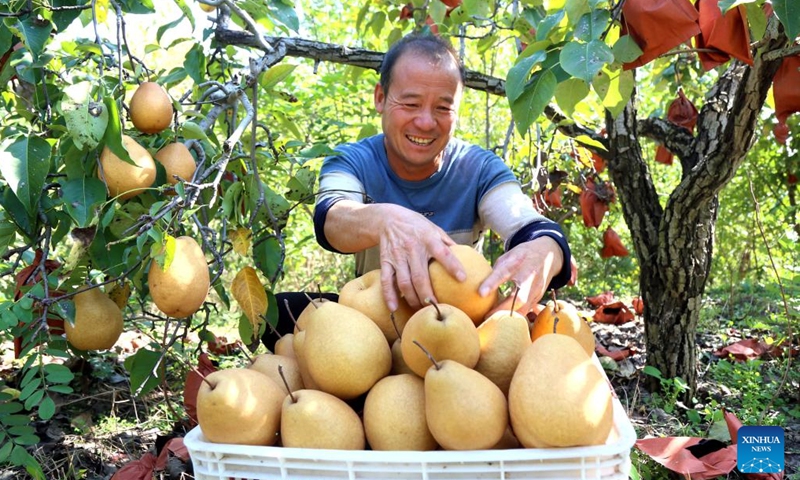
[314,170,366,254]
[478,182,572,291]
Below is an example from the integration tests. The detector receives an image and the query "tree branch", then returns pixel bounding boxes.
[638,117,694,159]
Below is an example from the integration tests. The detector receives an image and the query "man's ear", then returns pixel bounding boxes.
[374,83,385,113]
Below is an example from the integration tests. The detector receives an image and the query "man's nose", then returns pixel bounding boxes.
[414,108,436,129]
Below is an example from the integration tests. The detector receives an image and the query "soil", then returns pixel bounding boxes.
[0,309,797,480]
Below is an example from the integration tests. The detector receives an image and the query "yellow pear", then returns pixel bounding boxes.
[400,301,480,378]
[280,389,365,450]
[530,299,595,355]
[98,135,156,200]
[129,81,173,134]
[390,337,415,375]
[66,287,124,351]
[338,269,416,343]
[475,309,531,395]
[291,330,318,390]
[248,354,303,394]
[274,333,296,358]
[423,355,508,450]
[148,236,210,318]
[363,374,437,451]
[303,302,391,399]
[429,244,498,325]
[293,296,331,334]
[154,142,196,188]
[196,368,284,446]
[198,2,216,13]
[508,334,614,448]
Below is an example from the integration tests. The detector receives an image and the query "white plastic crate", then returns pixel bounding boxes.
[184,363,637,480]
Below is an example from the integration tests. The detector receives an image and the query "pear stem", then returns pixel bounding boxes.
[284,298,298,329]
[390,311,402,340]
[239,345,253,364]
[412,340,440,371]
[302,292,317,307]
[510,286,520,315]
[278,364,296,403]
[551,290,560,313]
[190,364,214,389]
[426,298,444,321]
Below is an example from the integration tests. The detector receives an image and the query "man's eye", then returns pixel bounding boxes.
[404,103,419,108]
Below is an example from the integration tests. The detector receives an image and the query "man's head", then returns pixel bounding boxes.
[379,34,466,95]
[375,35,466,181]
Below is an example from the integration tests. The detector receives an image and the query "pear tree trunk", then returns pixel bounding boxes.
[603,19,788,398]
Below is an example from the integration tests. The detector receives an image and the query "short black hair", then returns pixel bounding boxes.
[379,34,466,93]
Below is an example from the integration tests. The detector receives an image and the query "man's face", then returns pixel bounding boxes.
[374,52,463,181]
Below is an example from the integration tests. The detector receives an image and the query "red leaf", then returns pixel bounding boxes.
[183,353,218,426]
[155,437,189,471]
[110,452,157,480]
[655,145,674,165]
[635,437,736,479]
[712,338,768,361]
[543,187,562,208]
[667,88,698,131]
[773,55,800,129]
[580,179,612,228]
[695,0,753,71]
[586,291,615,308]
[621,0,701,70]
[591,152,606,173]
[596,344,634,361]
[631,296,644,315]
[207,335,240,356]
[601,228,629,258]
[594,301,635,325]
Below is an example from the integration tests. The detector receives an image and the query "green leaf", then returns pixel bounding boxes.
[124,348,163,397]
[536,11,566,41]
[179,121,209,142]
[642,365,662,379]
[612,35,644,64]
[37,396,55,420]
[101,93,133,165]
[773,0,799,40]
[592,67,634,118]
[23,389,44,410]
[169,0,196,32]
[185,42,206,85]
[430,0,448,24]
[0,135,51,216]
[511,69,558,137]
[1,415,32,427]
[0,213,17,256]
[5,17,53,60]
[0,402,23,414]
[506,51,547,103]
[560,39,614,82]
[253,235,283,282]
[267,0,299,32]
[260,63,297,91]
[555,77,590,117]
[742,2,766,41]
[0,187,34,239]
[238,312,254,345]
[573,10,609,42]
[61,178,107,228]
[564,0,591,26]
[62,95,108,151]
[285,166,316,204]
[0,442,12,463]
[44,364,75,384]
[8,425,35,437]
[575,134,608,151]
[463,0,492,17]
[12,434,41,447]
[718,0,756,12]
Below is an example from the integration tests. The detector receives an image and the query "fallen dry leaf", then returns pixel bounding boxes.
[596,344,634,361]
[713,338,769,361]
[109,452,156,480]
[586,291,615,308]
[601,228,629,258]
[594,301,635,325]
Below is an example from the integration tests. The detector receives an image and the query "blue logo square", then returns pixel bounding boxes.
[737,426,784,474]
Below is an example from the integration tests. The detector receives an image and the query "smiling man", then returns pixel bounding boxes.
[264,34,572,349]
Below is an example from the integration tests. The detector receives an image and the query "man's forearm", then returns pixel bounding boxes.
[322,200,386,253]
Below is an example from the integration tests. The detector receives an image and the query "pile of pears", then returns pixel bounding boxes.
[196,245,616,452]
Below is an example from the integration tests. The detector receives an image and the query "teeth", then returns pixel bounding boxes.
[408,135,433,146]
